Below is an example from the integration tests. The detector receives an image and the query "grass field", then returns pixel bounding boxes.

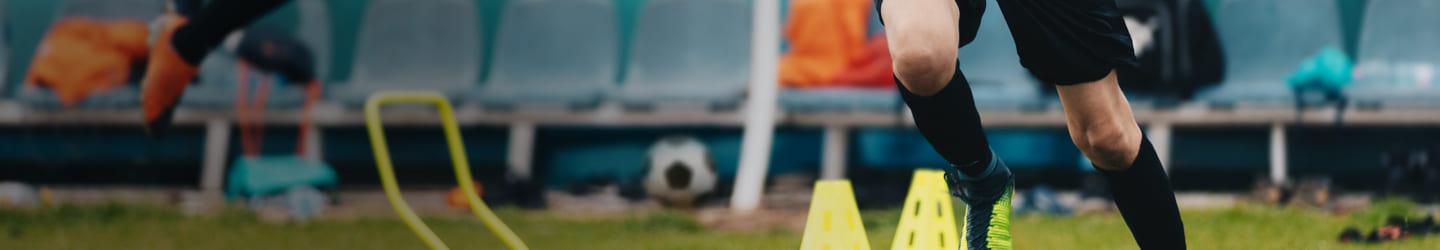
[1,202,1436,249]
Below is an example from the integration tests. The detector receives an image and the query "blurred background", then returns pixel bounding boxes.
[1,0,1439,249]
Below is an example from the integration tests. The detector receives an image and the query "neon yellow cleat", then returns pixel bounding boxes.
[945,154,1013,250]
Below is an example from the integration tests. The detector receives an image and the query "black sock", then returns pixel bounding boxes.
[170,0,291,65]
[898,63,993,176]
[1101,136,1187,249]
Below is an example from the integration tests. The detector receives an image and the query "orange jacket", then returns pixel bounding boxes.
[778,0,872,87]
[777,0,887,88]
[26,18,150,106]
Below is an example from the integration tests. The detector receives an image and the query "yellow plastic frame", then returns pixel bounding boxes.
[364,91,528,250]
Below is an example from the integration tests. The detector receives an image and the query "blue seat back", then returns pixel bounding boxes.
[624,0,750,88]
[0,0,8,97]
[958,0,1030,87]
[57,0,163,20]
[1353,0,1440,89]
[1213,0,1341,84]
[296,0,332,81]
[349,0,479,89]
[488,0,618,87]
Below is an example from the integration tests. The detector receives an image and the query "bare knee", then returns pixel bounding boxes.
[890,45,955,96]
[1071,123,1141,170]
[880,0,961,96]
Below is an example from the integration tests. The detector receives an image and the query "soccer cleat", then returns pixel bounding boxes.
[140,14,199,134]
[944,154,1014,250]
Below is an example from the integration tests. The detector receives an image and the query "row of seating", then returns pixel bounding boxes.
[1,0,755,111]
[792,0,1440,112]
[2,0,1437,115]
[1200,0,1440,108]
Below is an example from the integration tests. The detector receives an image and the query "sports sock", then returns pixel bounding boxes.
[898,63,994,176]
[1100,135,1187,249]
[171,0,291,65]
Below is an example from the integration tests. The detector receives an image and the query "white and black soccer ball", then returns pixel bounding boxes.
[643,136,718,207]
[0,182,40,208]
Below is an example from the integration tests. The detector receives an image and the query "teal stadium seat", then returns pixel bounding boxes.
[334,0,480,106]
[15,0,164,109]
[958,0,1043,109]
[1197,0,1342,107]
[779,88,901,113]
[181,0,331,108]
[471,0,618,109]
[612,0,751,110]
[1348,0,1440,107]
[0,0,8,99]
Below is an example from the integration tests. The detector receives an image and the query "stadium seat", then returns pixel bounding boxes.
[470,0,618,109]
[1196,0,1342,107]
[958,0,1044,110]
[611,0,751,110]
[0,0,8,99]
[182,0,331,109]
[15,0,164,109]
[334,0,480,106]
[779,88,901,113]
[1348,0,1440,107]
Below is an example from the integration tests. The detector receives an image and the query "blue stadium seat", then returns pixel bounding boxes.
[959,0,1044,110]
[470,0,618,109]
[779,88,901,113]
[0,0,8,99]
[15,0,164,108]
[1196,0,1342,107]
[181,54,309,109]
[1348,0,1440,107]
[612,0,751,110]
[182,0,330,109]
[334,0,480,106]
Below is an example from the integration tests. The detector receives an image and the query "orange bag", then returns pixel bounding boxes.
[25,18,150,106]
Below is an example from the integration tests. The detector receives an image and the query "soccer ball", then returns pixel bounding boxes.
[0,182,40,208]
[643,136,718,207]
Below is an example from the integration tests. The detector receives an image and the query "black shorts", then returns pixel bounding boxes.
[876,0,1139,85]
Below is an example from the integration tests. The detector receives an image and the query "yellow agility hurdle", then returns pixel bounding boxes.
[364,91,528,250]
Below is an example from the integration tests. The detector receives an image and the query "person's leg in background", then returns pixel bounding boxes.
[142,0,291,132]
[992,0,1186,248]
[878,0,1013,248]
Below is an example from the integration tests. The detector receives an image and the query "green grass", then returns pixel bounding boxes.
[1,203,1436,249]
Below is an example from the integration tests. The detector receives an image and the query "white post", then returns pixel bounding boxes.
[730,0,781,212]
[820,125,849,179]
[201,118,231,194]
[1268,123,1287,184]
[303,125,323,161]
[1146,122,1173,172]
[507,121,537,180]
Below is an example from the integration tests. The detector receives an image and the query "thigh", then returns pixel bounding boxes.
[876,0,985,49]
[996,0,1138,85]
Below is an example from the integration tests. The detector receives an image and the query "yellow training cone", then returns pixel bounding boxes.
[800,180,871,250]
[890,169,960,250]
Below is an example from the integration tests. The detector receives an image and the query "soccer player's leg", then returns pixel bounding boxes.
[878,0,1012,249]
[141,0,290,133]
[1058,71,1186,250]
[993,0,1186,248]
